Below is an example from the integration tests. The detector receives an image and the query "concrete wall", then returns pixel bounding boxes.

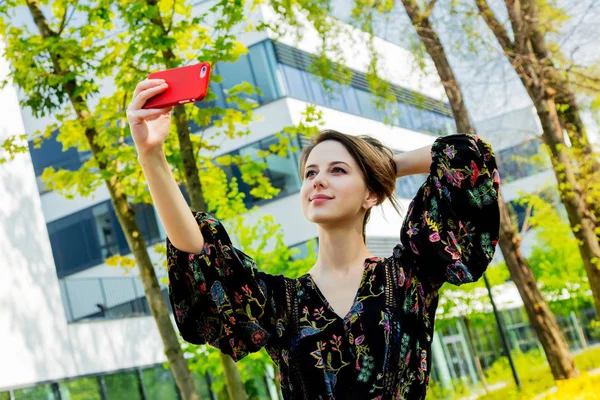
[0,45,168,391]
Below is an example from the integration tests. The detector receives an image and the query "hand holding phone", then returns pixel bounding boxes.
[142,62,212,109]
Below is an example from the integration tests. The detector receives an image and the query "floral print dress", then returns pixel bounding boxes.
[167,134,501,399]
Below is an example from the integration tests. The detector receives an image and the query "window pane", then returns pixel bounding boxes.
[28,130,82,177]
[323,81,346,111]
[290,238,318,261]
[60,377,101,400]
[48,209,102,277]
[280,65,310,101]
[305,74,326,105]
[142,367,178,400]
[105,371,142,400]
[354,90,381,121]
[398,103,414,129]
[342,86,361,115]
[238,136,301,206]
[248,43,279,104]
[92,202,119,260]
[14,384,54,400]
[409,106,424,131]
[135,204,161,245]
[396,173,428,199]
[218,54,260,104]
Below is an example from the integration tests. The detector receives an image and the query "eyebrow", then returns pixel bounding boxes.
[305,161,352,170]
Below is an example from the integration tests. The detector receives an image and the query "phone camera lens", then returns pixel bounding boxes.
[200,65,207,78]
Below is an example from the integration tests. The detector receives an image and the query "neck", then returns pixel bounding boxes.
[312,219,373,278]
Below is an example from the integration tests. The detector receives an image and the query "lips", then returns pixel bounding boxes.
[310,194,333,201]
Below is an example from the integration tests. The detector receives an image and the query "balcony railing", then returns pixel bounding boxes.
[60,276,171,323]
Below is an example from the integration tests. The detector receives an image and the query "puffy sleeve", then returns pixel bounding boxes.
[166,211,291,361]
[396,134,500,288]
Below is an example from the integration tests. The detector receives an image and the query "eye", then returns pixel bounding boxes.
[331,166,346,173]
[305,170,316,178]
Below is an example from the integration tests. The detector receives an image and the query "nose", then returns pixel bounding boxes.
[312,172,327,189]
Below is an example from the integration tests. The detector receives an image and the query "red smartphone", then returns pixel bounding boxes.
[143,62,212,109]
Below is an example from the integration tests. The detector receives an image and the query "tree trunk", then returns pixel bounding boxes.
[532,91,600,316]
[401,0,580,381]
[476,0,600,316]
[143,1,247,397]
[25,1,201,398]
[498,192,579,380]
[520,0,600,232]
[401,0,473,135]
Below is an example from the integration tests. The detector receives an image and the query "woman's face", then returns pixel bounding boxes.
[300,140,376,227]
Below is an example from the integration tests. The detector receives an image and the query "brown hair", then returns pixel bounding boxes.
[298,129,402,243]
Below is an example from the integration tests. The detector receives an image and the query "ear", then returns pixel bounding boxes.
[363,191,378,210]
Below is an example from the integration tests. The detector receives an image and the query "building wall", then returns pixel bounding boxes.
[0,44,168,391]
[0,43,78,388]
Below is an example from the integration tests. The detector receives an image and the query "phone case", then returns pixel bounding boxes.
[143,62,212,109]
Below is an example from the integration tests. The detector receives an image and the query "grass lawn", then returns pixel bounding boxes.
[428,345,600,399]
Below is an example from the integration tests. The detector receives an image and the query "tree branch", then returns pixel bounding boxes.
[505,0,528,54]
[26,0,57,39]
[475,0,515,54]
[520,0,549,60]
[422,0,438,19]
[167,0,176,33]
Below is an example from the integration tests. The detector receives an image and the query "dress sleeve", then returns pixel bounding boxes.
[166,211,290,361]
[396,134,501,288]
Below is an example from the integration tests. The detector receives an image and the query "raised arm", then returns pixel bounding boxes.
[127,79,204,254]
[394,134,501,288]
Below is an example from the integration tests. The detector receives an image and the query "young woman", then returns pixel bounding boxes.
[127,79,501,399]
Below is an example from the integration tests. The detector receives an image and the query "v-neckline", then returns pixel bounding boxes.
[305,257,380,321]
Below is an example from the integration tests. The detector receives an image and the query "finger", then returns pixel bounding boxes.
[132,79,167,99]
[127,106,173,122]
[129,84,169,110]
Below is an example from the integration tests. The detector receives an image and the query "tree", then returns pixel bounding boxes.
[110,0,256,397]
[0,1,201,398]
[264,0,579,382]
[474,0,600,316]
[399,0,578,382]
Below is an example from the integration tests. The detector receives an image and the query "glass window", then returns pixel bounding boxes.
[48,209,102,277]
[13,384,54,400]
[238,135,302,206]
[396,173,428,199]
[218,53,260,105]
[104,371,142,400]
[305,74,326,105]
[248,43,280,104]
[60,377,102,400]
[409,105,424,131]
[397,103,415,130]
[92,203,119,260]
[280,65,310,101]
[142,366,178,400]
[354,90,381,121]
[28,130,82,177]
[342,86,361,115]
[323,81,347,111]
[496,140,546,183]
[290,238,318,261]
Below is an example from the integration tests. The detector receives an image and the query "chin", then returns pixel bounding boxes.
[304,209,348,225]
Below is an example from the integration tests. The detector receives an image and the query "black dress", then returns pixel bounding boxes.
[166,134,501,399]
